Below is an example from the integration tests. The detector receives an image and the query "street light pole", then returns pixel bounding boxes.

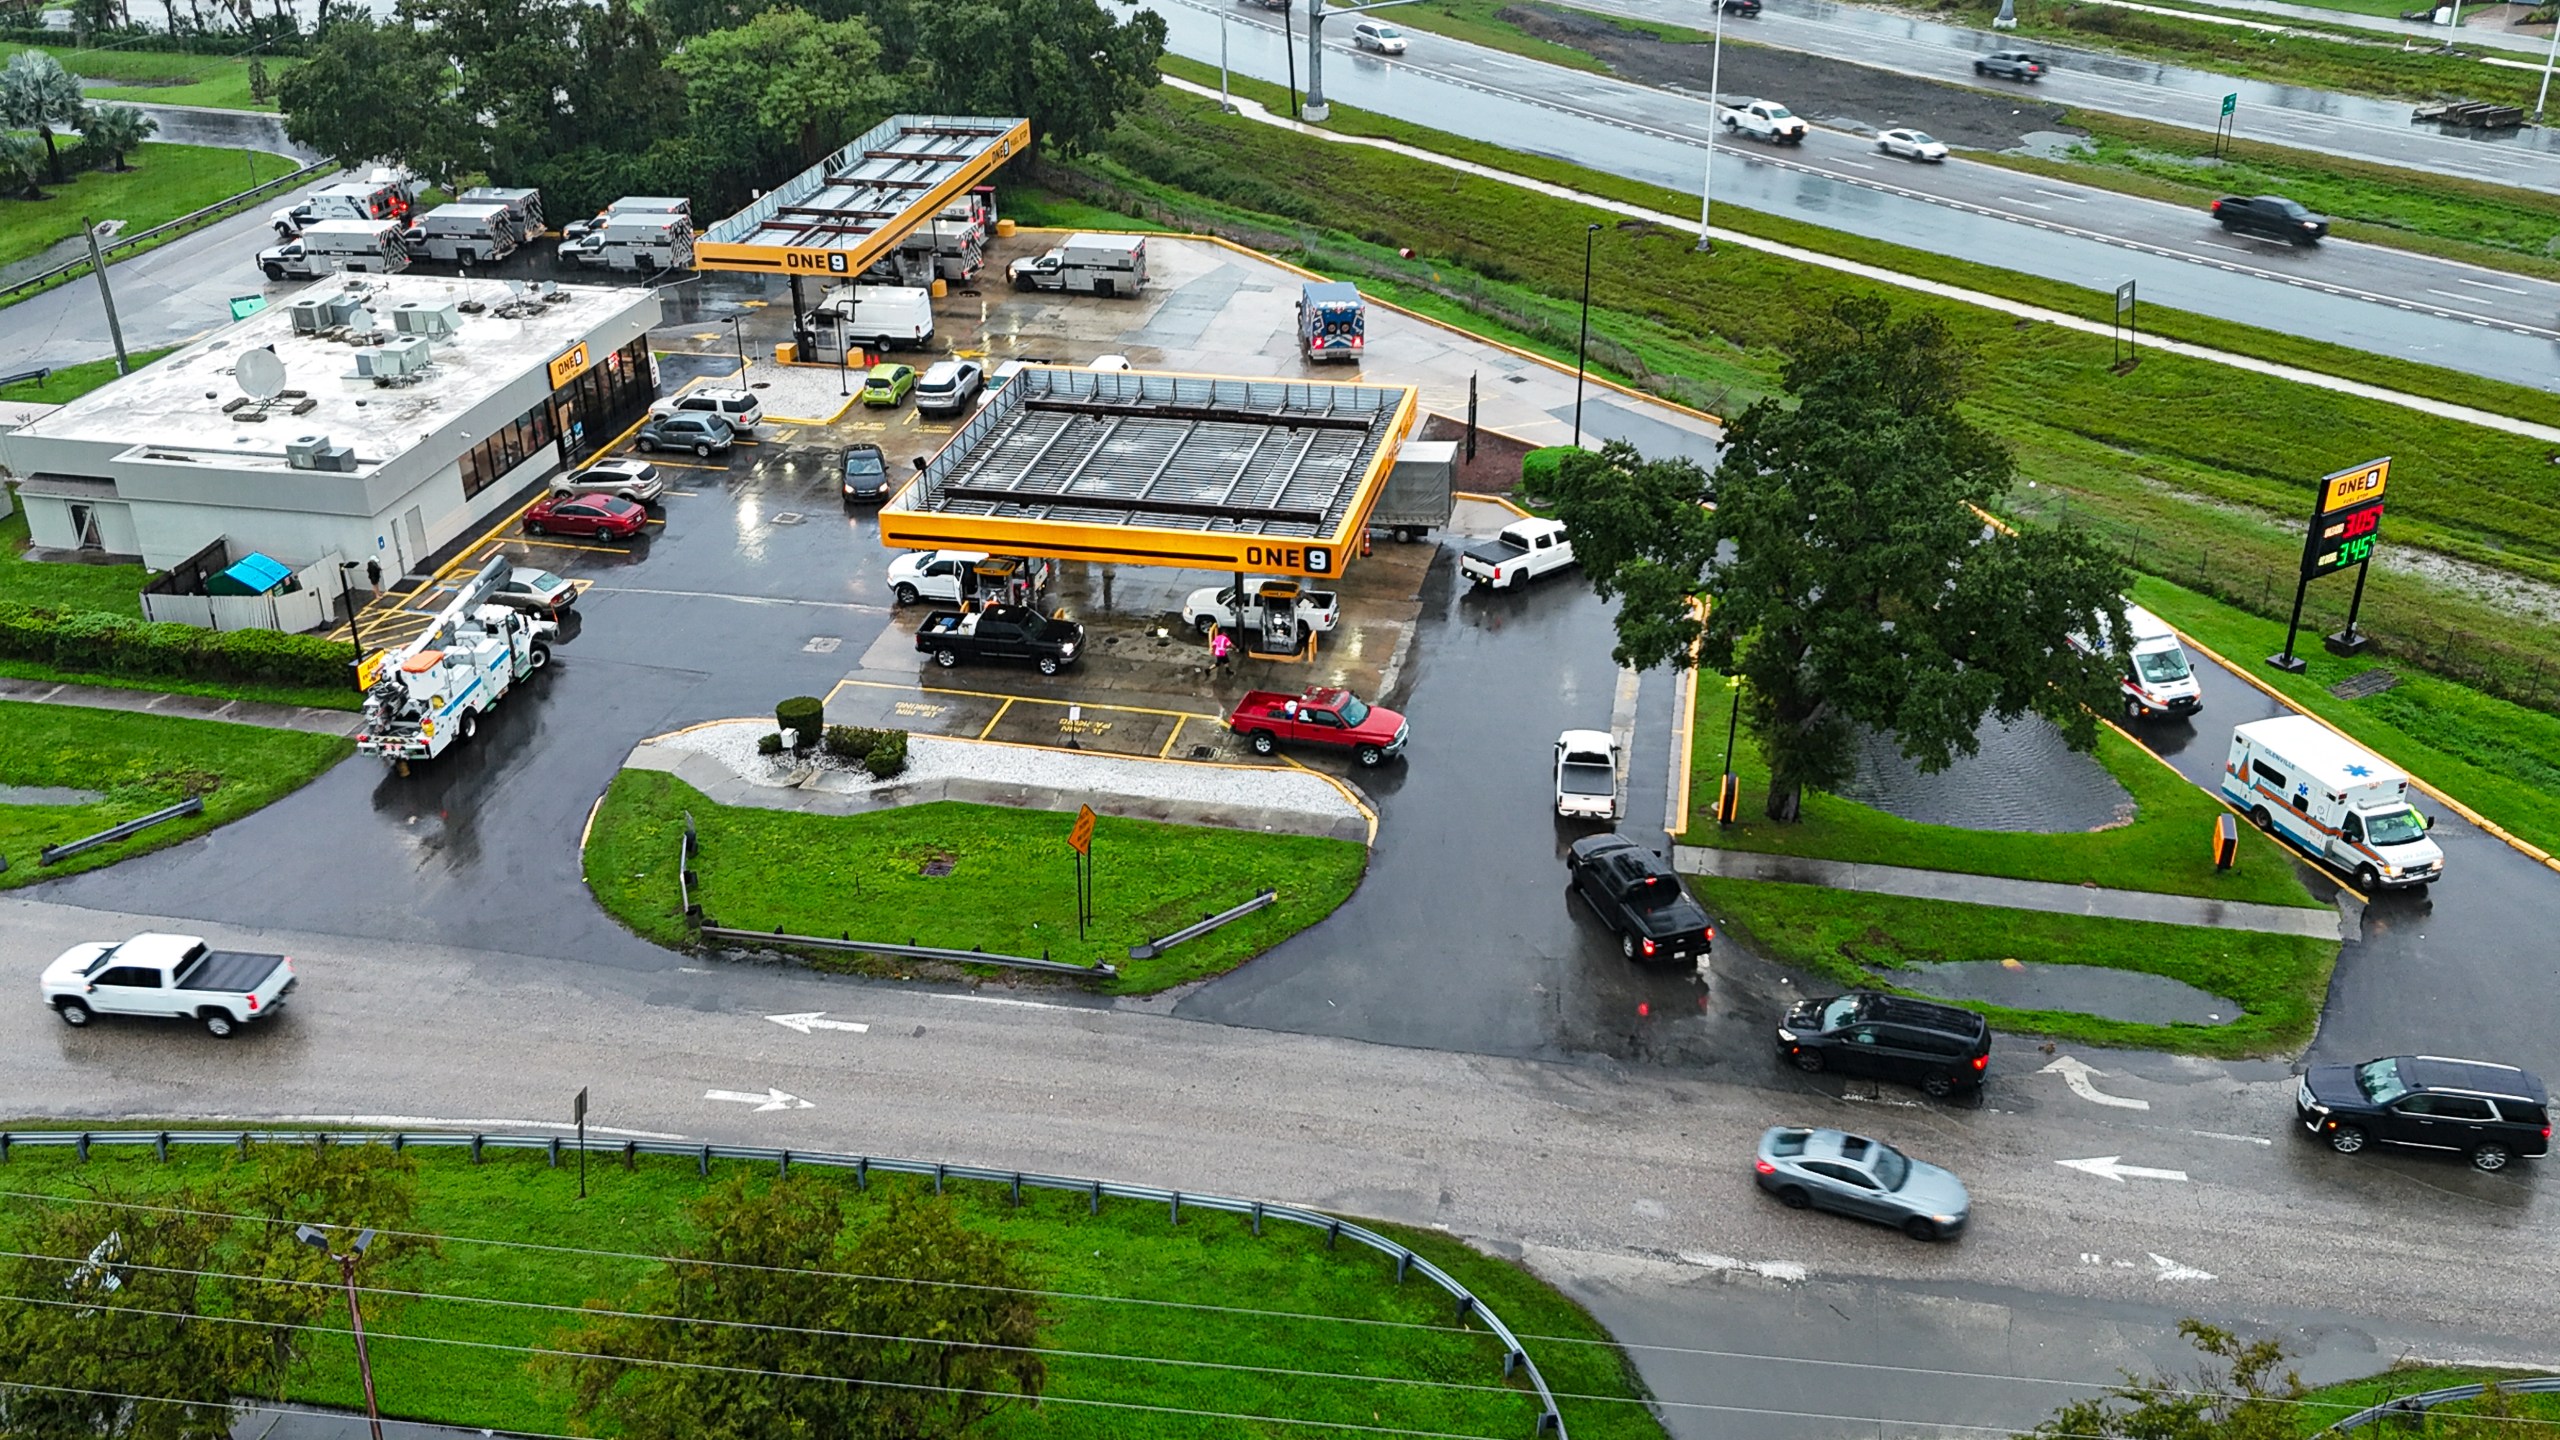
[296,1227,384,1440]
[729,316,748,376]
[1698,0,1727,251]
[339,561,368,691]
[2538,8,2560,119]
[81,218,132,377]
[1572,222,1599,447]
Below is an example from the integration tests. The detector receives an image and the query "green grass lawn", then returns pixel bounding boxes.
[1682,680,2319,907]
[2132,575,2560,857]
[584,771,1370,993]
[2289,1365,2560,1432]
[0,347,179,406]
[1699,875,2339,1056]
[1370,0,1612,70]
[16,41,277,110]
[0,699,350,884]
[0,1142,1665,1440]
[0,142,300,270]
[0,506,147,612]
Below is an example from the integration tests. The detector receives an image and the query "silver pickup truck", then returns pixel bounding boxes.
[41,933,297,1037]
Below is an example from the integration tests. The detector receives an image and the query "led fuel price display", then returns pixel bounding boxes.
[2303,496,2386,578]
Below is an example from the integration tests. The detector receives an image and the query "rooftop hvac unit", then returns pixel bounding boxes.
[286,434,332,469]
[352,336,434,379]
[391,301,461,337]
[317,292,365,329]
[288,298,335,334]
[313,444,359,473]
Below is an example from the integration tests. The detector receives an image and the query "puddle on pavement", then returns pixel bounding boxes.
[1897,959,2240,1027]
[0,784,105,806]
[1834,712,2131,833]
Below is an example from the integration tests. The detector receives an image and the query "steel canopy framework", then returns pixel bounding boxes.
[879,367,1421,579]
[693,114,1030,277]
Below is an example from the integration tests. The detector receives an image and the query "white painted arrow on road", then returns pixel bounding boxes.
[2148,1252,2216,1282]
[704,1087,814,1111]
[2057,1155,2189,1183]
[2040,1056,2150,1110]
[766,1012,870,1035]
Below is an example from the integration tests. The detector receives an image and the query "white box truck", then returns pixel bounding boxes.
[2220,714,2444,890]
[457,185,545,243]
[561,195,692,243]
[1007,233,1148,297]
[407,202,520,263]
[258,219,409,280]
[1371,439,1455,543]
[2068,601,2202,721]
[563,212,695,271]
[816,283,936,350]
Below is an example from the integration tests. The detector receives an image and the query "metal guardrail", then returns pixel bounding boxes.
[1129,889,1276,961]
[0,1126,1568,1436]
[699,925,1118,979]
[2323,1375,2560,1433]
[0,160,333,305]
[39,796,203,864]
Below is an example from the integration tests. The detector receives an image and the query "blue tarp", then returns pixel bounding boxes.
[205,552,295,596]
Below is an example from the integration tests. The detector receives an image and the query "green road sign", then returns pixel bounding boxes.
[2221,93,2238,116]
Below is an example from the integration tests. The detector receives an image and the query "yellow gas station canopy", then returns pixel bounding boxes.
[694,114,1029,277]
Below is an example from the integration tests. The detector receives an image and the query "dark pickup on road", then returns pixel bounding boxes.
[916,604,1084,674]
[1566,834,1715,970]
[40,932,298,1038]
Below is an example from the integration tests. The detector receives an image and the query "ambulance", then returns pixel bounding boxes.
[2069,602,2202,721]
[2220,714,2444,891]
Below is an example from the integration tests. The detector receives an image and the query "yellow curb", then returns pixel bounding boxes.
[2172,630,2560,878]
[1456,489,1533,519]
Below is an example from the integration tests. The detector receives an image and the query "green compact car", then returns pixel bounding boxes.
[860,363,917,408]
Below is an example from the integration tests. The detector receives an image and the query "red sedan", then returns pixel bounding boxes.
[524,493,647,539]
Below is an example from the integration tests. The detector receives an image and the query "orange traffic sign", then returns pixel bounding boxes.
[1068,804,1096,855]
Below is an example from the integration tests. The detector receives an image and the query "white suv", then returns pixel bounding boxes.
[914,360,984,417]
[648,386,762,432]
[1353,19,1407,52]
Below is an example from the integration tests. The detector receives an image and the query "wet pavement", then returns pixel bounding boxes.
[1144,0,2560,388]
[1900,956,2243,1025]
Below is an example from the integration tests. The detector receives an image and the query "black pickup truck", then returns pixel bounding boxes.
[916,604,1085,674]
[1566,833,1716,969]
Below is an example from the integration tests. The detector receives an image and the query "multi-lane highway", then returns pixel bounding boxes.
[1146,0,2560,389]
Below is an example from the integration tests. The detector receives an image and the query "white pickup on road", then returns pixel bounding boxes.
[1555,729,1621,820]
[1461,518,1577,590]
[41,933,297,1037]
[1183,579,1341,635]
[1719,98,1808,144]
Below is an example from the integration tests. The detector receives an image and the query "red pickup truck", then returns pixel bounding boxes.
[1226,687,1410,767]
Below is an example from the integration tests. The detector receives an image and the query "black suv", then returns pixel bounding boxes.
[1777,992,1992,1097]
[2212,194,2328,246]
[2297,1055,2549,1172]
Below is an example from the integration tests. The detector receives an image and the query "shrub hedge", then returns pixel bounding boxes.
[0,600,350,689]
[775,696,824,749]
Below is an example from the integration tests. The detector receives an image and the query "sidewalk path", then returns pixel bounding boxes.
[1672,844,2347,939]
[0,675,363,737]
[1162,76,2560,447]
[235,1401,508,1440]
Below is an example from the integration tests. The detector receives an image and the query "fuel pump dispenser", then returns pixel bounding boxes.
[1255,578,1303,656]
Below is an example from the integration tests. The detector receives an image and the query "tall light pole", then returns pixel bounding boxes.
[338,560,368,691]
[2538,9,2560,120]
[728,315,749,376]
[296,1225,385,1440]
[1697,0,1728,251]
[1572,222,1599,447]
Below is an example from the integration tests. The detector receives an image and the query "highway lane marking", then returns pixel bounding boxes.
[2429,288,2491,303]
[933,993,1082,1011]
[705,1086,814,1110]
[2194,240,2256,254]
[766,1011,869,1034]
[2186,1129,2274,1146]
[2032,189,2088,202]
[1677,1252,1810,1283]
[1995,196,2052,210]
[1826,157,1874,170]
[2040,1056,2148,1110]
[2456,277,2530,294]
[2057,1155,2189,1183]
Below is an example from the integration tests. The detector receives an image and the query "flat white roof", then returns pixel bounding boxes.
[2237,713,2408,790]
[14,274,652,472]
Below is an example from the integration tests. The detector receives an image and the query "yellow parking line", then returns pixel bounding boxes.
[642,458,730,471]
[1158,716,1188,759]
[827,676,1225,724]
[977,697,1017,741]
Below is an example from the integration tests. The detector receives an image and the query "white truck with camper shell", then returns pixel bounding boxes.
[2220,714,2444,891]
[1555,729,1622,820]
[42,932,297,1037]
[355,562,556,765]
[2068,601,2202,721]
[1719,98,1808,144]
[258,219,410,280]
[1183,578,1341,636]
[1461,517,1576,589]
[1008,233,1149,297]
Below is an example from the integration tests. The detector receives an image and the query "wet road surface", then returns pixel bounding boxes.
[1149,0,2560,388]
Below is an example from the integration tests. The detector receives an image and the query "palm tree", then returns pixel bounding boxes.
[0,132,46,199]
[81,103,156,171]
[0,51,90,185]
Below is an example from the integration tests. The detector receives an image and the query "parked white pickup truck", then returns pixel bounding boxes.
[1555,729,1621,820]
[1720,98,1808,144]
[41,933,296,1037]
[1183,579,1341,635]
[1461,518,1577,590]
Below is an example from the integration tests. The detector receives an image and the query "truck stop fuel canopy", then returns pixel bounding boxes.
[879,367,1420,579]
[693,114,1029,277]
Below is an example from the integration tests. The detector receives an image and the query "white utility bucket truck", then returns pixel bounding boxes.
[2220,714,2445,891]
[354,560,555,765]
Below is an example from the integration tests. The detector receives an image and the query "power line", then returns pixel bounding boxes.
[0,1246,1534,1404]
[0,1292,1533,1440]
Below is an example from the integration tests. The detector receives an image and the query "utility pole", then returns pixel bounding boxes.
[296,1226,385,1440]
[1698,0,1727,250]
[1306,0,1330,122]
[81,218,131,377]
[2538,8,2560,120]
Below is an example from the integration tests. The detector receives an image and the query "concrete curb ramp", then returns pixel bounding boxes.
[1673,845,2346,940]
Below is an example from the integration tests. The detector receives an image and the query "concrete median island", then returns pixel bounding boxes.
[588,726,1374,991]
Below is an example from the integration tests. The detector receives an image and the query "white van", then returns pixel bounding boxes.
[2219,714,2444,891]
[2069,602,2202,721]
[817,283,935,351]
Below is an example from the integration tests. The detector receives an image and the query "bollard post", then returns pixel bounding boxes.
[778,1150,790,1178]
[1010,1174,1022,1207]
[1251,1201,1263,1236]
[470,1135,484,1164]
[548,1137,561,1168]
[155,1132,168,1162]
[1089,1180,1101,1214]
[699,1145,711,1177]
[1170,1191,1182,1226]
[77,1133,90,1162]
[856,1157,868,1191]
[934,1163,945,1195]
[622,1141,636,1171]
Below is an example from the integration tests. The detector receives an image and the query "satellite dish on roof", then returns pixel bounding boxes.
[236,348,287,401]
[350,308,381,334]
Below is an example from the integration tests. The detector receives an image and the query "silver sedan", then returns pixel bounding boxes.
[1755,1126,1970,1240]
[1876,128,1949,162]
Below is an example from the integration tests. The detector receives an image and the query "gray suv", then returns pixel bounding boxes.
[1975,50,2044,80]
